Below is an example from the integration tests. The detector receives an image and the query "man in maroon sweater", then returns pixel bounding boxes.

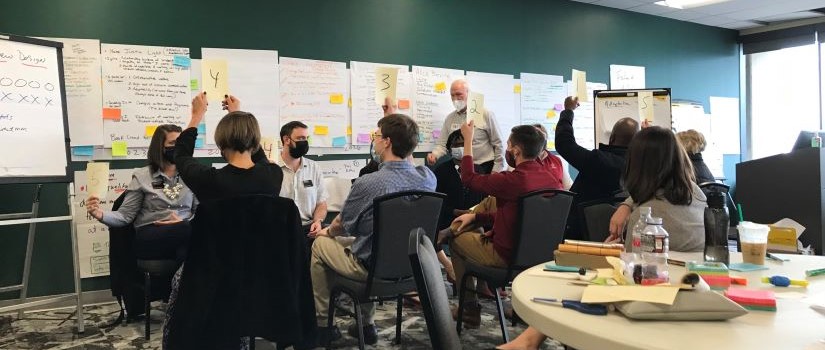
[448,121,561,327]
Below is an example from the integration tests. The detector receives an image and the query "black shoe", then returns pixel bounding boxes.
[316,326,341,347]
[347,322,378,345]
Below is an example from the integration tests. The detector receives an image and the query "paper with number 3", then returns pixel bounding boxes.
[467,92,487,129]
[374,67,399,105]
[86,162,110,198]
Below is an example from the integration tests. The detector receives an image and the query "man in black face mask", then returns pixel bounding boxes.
[276,121,328,238]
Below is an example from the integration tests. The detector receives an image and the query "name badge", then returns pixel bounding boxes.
[303,180,314,188]
[151,179,164,189]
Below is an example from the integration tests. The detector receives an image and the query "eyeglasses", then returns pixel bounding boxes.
[370,132,383,141]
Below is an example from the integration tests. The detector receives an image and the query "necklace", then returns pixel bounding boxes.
[161,175,183,200]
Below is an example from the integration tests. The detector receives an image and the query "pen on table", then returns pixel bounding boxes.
[806,267,825,277]
[531,297,608,315]
[766,253,789,262]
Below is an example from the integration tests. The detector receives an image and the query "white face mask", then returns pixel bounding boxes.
[450,147,464,160]
[452,99,467,112]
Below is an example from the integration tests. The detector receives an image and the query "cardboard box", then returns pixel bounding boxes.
[553,250,614,269]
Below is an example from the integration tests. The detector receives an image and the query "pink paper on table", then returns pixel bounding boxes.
[357,133,371,143]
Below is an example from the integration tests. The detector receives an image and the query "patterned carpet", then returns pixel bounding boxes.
[0,288,564,349]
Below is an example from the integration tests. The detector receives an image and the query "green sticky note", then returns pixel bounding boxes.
[111,141,128,156]
[190,79,199,91]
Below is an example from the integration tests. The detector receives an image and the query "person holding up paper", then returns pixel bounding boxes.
[86,124,196,263]
[275,121,328,239]
[427,79,504,172]
[556,96,639,240]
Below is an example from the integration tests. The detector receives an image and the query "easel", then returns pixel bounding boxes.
[0,183,85,333]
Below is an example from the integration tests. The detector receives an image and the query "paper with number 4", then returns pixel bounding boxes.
[374,67,399,105]
[86,162,109,198]
[202,59,229,101]
[467,92,486,129]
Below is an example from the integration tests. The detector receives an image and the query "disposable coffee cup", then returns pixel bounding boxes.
[738,221,770,265]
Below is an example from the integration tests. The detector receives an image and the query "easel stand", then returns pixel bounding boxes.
[0,183,85,333]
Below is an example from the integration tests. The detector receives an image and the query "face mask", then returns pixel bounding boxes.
[505,149,516,168]
[163,147,175,164]
[288,140,309,158]
[452,99,466,112]
[371,140,383,164]
[450,147,464,160]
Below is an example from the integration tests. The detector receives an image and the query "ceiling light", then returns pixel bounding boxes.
[654,0,730,9]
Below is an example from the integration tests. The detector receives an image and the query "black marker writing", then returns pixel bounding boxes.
[380,73,390,91]
[210,69,220,88]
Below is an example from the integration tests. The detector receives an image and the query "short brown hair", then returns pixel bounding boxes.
[677,129,706,154]
[377,114,418,158]
[148,124,182,173]
[623,127,695,205]
[509,125,545,159]
[214,111,261,153]
[609,118,640,146]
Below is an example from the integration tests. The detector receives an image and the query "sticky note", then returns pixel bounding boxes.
[202,59,229,101]
[314,125,329,135]
[145,125,157,137]
[111,141,127,156]
[572,69,588,102]
[547,140,556,150]
[467,92,487,129]
[374,66,399,105]
[638,91,654,123]
[434,81,447,93]
[546,110,556,119]
[72,146,94,156]
[195,138,204,149]
[329,93,344,104]
[357,133,371,144]
[513,84,521,94]
[348,98,352,108]
[332,136,347,147]
[432,130,441,139]
[418,133,424,142]
[398,99,410,110]
[102,108,121,120]
[173,55,191,68]
[554,104,564,111]
[190,79,199,91]
[197,123,206,134]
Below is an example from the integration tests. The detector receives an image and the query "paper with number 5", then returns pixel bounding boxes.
[374,67,399,105]
[467,92,487,129]
[86,162,110,198]
[202,59,229,101]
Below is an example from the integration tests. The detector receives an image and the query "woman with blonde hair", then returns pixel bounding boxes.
[677,129,715,184]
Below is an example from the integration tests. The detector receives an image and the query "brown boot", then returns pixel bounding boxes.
[451,302,481,329]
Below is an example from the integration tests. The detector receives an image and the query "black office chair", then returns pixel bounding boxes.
[326,191,445,350]
[408,228,462,350]
[577,197,624,242]
[699,181,741,251]
[455,189,574,342]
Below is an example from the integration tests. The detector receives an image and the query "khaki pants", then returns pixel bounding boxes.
[310,236,375,326]
[448,196,507,302]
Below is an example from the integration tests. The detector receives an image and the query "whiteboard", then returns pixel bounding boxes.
[594,89,671,146]
[0,35,71,183]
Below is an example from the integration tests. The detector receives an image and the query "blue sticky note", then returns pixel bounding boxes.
[728,263,769,272]
[195,138,204,148]
[332,136,347,147]
[173,55,191,68]
[72,146,94,156]
[197,123,206,134]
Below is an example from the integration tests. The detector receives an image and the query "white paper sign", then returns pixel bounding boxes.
[610,64,646,90]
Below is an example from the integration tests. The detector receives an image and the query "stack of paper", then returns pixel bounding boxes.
[725,289,776,312]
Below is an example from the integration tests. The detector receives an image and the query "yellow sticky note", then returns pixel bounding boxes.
[547,140,556,150]
[86,162,110,198]
[202,59,229,101]
[638,91,654,124]
[374,66,399,105]
[111,141,128,157]
[572,69,588,102]
[314,125,329,135]
[581,285,679,305]
[346,126,352,136]
[348,98,352,108]
[329,93,344,104]
[260,136,276,162]
[546,110,556,119]
[434,81,447,93]
[145,125,157,137]
[514,84,522,94]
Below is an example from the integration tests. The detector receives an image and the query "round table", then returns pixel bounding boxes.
[511,252,825,350]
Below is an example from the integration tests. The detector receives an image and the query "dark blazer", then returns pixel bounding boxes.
[690,152,716,184]
[164,195,316,348]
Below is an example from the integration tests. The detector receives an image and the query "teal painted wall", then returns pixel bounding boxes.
[0,0,739,299]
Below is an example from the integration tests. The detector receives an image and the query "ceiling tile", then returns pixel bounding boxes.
[627,3,679,16]
[691,15,741,26]
[757,11,824,22]
[592,0,647,10]
[720,21,764,30]
[660,9,707,21]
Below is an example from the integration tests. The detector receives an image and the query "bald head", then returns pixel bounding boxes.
[451,79,469,102]
[609,117,639,147]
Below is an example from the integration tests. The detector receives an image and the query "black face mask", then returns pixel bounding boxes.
[289,140,309,158]
[163,147,176,164]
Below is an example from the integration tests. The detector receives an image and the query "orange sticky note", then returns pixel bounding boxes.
[398,99,410,110]
[111,141,128,156]
[514,84,522,94]
[346,126,352,136]
[103,108,122,120]
[314,125,329,135]
[329,93,344,104]
[546,110,556,119]
[145,125,157,137]
[434,81,447,93]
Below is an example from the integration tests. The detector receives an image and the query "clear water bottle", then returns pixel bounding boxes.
[640,217,669,285]
[704,191,730,265]
[631,207,652,253]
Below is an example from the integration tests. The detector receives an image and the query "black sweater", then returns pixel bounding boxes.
[689,152,716,184]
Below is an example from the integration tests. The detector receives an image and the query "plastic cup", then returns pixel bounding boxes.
[738,221,770,265]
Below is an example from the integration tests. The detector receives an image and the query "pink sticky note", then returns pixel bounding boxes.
[432,130,441,139]
[357,133,371,143]
[554,104,564,111]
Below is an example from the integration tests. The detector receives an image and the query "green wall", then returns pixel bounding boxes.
[0,0,739,299]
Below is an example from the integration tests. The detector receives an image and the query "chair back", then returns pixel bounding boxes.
[408,228,462,350]
[578,197,623,242]
[368,191,445,286]
[511,189,574,271]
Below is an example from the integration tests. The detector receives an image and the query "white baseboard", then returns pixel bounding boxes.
[0,289,116,316]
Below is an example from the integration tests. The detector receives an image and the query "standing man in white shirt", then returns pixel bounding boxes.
[277,121,328,237]
[426,79,504,173]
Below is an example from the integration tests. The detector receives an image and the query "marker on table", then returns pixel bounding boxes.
[806,267,825,277]
[766,253,789,262]
[531,298,608,315]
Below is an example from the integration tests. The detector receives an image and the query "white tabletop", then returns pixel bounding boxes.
[511,252,825,350]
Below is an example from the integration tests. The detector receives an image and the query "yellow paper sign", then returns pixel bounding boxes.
[514,84,522,94]
[314,125,329,135]
[145,125,158,137]
[638,91,654,124]
[546,110,556,119]
[374,66,399,105]
[260,136,276,162]
[329,93,344,104]
[202,59,229,101]
[467,92,487,129]
[572,69,588,102]
[111,141,128,157]
[434,81,447,93]
[86,162,110,198]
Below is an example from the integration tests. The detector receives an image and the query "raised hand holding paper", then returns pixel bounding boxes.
[202,59,229,101]
[572,69,588,102]
[638,91,654,124]
[467,91,487,129]
[86,162,109,198]
[374,66,399,105]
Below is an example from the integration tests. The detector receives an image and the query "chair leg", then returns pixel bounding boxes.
[249,337,256,350]
[326,291,337,350]
[455,273,471,335]
[354,299,365,350]
[144,272,151,340]
[395,295,403,344]
[494,287,510,343]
